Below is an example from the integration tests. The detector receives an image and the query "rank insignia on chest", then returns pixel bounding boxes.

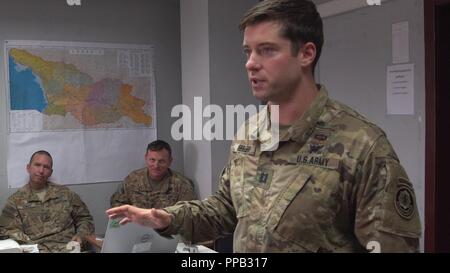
[257,171,269,183]
[254,168,273,189]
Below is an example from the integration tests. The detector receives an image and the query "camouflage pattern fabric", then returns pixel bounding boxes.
[0,182,94,253]
[110,168,196,209]
[160,86,421,253]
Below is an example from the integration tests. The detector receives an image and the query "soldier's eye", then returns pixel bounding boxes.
[243,48,251,59]
[260,47,276,56]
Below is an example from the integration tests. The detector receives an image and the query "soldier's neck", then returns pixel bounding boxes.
[269,80,319,125]
[30,182,48,192]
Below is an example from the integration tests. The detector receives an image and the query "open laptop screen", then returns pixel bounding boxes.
[101,218,179,253]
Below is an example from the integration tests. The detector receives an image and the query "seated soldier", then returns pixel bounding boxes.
[110,140,196,209]
[0,150,96,253]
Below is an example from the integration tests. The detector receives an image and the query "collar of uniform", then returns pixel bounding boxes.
[246,104,278,151]
[246,86,328,149]
[22,184,41,202]
[248,105,269,141]
[148,168,173,193]
[24,181,58,202]
[41,182,62,202]
[285,85,329,144]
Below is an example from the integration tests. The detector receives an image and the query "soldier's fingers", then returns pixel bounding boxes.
[105,207,119,216]
[106,206,128,217]
[119,217,131,225]
[106,212,119,218]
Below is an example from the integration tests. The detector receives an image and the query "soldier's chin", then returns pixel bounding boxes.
[149,172,163,180]
[252,90,268,102]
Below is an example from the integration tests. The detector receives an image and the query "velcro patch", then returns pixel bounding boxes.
[256,169,272,184]
[232,143,256,155]
[251,168,273,189]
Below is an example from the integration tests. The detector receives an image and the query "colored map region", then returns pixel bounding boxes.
[7,44,154,132]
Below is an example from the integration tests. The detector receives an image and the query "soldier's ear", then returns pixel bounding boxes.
[298,42,316,68]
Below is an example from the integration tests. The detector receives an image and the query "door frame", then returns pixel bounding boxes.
[424,0,450,253]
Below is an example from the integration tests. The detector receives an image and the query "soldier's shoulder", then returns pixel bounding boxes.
[47,182,87,203]
[171,170,191,182]
[170,170,194,187]
[7,186,29,203]
[47,181,72,193]
[325,99,386,141]
[128,167,147,177]
[124,168,147,181]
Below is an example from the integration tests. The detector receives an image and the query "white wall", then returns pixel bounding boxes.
[180,0,258,198]
[208,0,259,193]
[180,0,212,200]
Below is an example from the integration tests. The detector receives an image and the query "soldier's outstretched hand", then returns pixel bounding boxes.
[106,205,172,230]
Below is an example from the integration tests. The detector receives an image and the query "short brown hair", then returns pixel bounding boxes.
[239,0,323,71]
[146,140,172,158]
[29,150,53,168]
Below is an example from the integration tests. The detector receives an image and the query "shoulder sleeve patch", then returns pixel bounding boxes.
[394,178,416,220]
[377,159,421,238]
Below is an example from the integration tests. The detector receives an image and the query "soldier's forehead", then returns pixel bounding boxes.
[31,154,52,164]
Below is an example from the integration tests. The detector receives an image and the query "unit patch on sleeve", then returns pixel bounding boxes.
[394,179,416,220]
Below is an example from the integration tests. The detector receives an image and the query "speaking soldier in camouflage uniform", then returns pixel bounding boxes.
[0,150,95,252]
[106,0,421,252]
[110,140,196,209]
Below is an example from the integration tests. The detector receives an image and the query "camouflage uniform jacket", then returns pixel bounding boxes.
[110,168,196,209]
[161,86,421,253]
[0,182,94,253]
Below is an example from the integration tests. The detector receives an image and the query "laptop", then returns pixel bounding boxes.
[101,218,180,253]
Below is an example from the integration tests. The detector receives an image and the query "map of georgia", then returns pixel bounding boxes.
[9,48,152,129]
